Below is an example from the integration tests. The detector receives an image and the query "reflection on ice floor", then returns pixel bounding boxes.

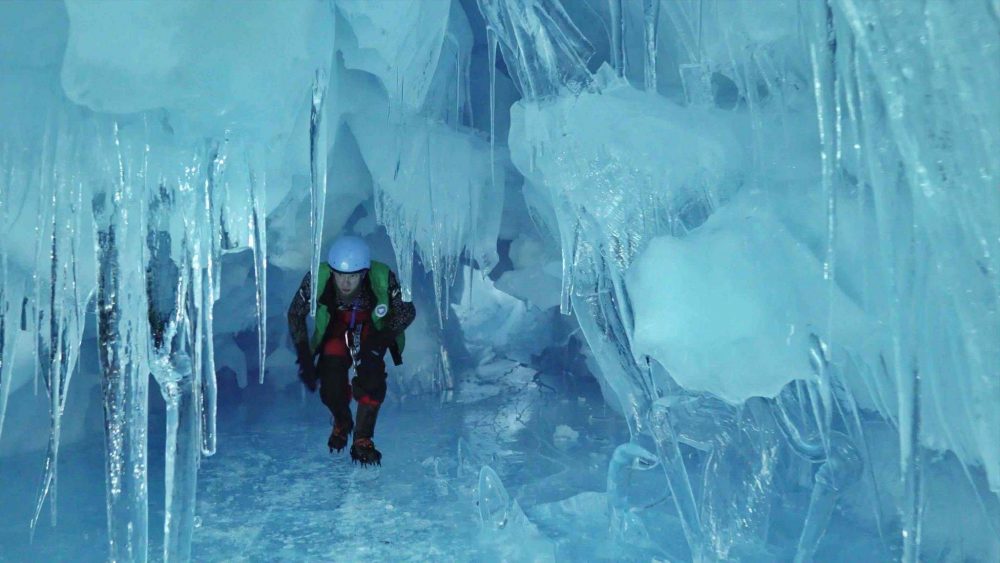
[1,359,893,561]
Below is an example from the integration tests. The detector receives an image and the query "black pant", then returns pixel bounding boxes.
[317,352,388,421]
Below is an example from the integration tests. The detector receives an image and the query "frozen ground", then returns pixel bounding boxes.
[1,359,622,561]
[1,356,898,562]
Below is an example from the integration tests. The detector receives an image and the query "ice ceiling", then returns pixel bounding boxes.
[0,0,998,561]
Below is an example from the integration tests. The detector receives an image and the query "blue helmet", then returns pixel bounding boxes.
[327,236,371,273]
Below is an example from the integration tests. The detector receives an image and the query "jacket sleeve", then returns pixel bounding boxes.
[288,272,312,352]
[384,271,416,334]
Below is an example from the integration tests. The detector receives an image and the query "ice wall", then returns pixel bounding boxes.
[1,1,337,559]
[488,0,999,560]
[1,1,504,559]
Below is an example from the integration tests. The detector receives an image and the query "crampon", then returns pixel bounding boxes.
[349,438,382,466]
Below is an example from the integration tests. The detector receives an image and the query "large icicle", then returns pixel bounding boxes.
[308,70,330,320]
[155,139,246,556]
[93,122,152,562]
[476,0,594,98]
[196,147,222,457]
[608,0,625,77]
[147,152,209,562]
[30,120,92,536]
[159,346,199,563]
[0,145,10,441]
[807,0,839,433]
[641,0,660,91]
[247,155,268,384]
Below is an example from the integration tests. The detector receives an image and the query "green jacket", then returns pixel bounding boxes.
[310,260,406,360]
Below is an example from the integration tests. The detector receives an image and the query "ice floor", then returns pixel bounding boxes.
[1,358,893,562]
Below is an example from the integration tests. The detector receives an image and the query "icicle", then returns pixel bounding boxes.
[199,261,218,458]
[463,39,473,127]
[476,0,594,98]
[149,196,203,562]
[0,146,10,440]
[808,0,838,426]
[247,156,268,384]
[159,348,200,563]
[608,0,624,77]
[454,39,462,126]
[642,0,660,91]
[488,28,498,198]
[309,69,330,320]
[558,217,580,316]
[649,399,706,562]
[93,121,151,562]
[31,118,56,398]
[186,152,217,459]
[29,186,59,535]
[189,220,215,458]
[899,360,924,562]
[0,263,9,443]
[31,119,91,535]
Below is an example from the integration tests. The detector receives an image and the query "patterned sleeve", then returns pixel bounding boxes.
[384,271,416,334]
[287,272,311,351]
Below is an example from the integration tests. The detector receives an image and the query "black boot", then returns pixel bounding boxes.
[350,402,382,466]
[328,417,353,453]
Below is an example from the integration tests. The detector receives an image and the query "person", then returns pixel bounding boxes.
[287,236,415,466]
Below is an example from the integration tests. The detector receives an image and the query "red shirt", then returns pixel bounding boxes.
[322,302,374,357]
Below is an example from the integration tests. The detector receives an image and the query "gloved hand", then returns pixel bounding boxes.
[295,343,318,393]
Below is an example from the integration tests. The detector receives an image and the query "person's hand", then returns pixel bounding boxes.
[295,344,318,393]
[298,364,317,392]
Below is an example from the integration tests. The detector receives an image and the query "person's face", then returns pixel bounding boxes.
[333,271,363,295]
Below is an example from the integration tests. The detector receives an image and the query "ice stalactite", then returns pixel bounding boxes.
[487,26,499,198]
[159,350,198,563]
[826,0,1000,557]
[353,112,502,325]
[648,399,706,561]
[608,0,625,77]
[247,154,268,384]
[94,122,152,562]
[476,0,594,99]
[0,2,319,559]
[145,143,237,561]
[662,0,713,108]
[0,145,11,441]
[641,0,660,91]
[30,119,92,537]
[146,176,197,563]
[807,0,840,428]
[196,146,224,458]
[74,120,263,561]
[309,70,330,321]
[607,0,659,90]
[477,0,597,318]
[495,0,997,557]
[373,184,416,303]
[486,1,711,557]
